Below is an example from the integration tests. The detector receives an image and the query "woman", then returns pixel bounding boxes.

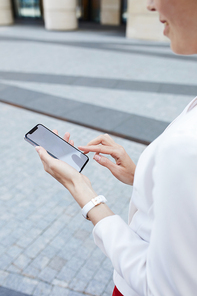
[36,0,197,295]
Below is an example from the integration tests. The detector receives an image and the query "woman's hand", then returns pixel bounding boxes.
[35,130,97,208]
[78,134,136,186]
[35,130,114,225]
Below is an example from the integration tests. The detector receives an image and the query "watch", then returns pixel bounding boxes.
[81,195,107,220]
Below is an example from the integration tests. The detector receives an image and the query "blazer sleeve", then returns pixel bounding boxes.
[93,133,197,296]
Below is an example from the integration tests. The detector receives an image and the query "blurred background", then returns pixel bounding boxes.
[1,0,167,40]
[0,1,196,296]
[10,0,127,24]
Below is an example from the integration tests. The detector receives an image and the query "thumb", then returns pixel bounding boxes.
[35,146,52,163]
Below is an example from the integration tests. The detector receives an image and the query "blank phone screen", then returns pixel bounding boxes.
[25,124,89,172]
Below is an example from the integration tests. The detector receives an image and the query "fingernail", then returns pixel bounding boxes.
[94,155,101,162]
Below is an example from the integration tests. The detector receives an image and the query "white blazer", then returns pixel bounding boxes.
[93,97,197,296]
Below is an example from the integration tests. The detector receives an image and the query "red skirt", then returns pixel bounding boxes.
[112,286,124,296]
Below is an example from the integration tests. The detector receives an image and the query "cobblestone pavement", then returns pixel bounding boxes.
[0,22,196,295]
[0,102,145,295]
[0,24,196,126]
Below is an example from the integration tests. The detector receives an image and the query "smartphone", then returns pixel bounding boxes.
[24,124,89,172]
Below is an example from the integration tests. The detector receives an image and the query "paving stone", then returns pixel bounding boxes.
[91,248,106,261]
[34,220,50,231]
[57,249,75,262]
[16,237,34,249]
[56,229,72,243]
[7,264,21,274]
[23,265,40,279]
[51,286,69,296]
[25,228,43,240]
[19,220,34,231]
[68,291,85,296]
[52,279,68,288]
[50,236,66,250]
[13,254,32,270]
[68,278,87,292]
[24,237,50,259]
[93,268,112,286]
[51,206,65,216]
[31,255,50,271]
[6,245,23,259]
[3,273,24,290]
[39,246,59,259]
[42,214,57,224]
[74,248,92,261]
[42,221,64,240]
[84,258,103,272]
[0,270,9,285]
[38,266,58,283]
[16,277,38,295]
[64,205,79,218]
[81,238,97,253]
[105,279,115,295]
[56,266,76,283]
[65,238,83,252]
[85,279,106,295]
[0,229,13,242]
[0,245,6,257]
[73,229,90,241]
[48,256,67,271]
[0,254,13,269]
[33,282,52,296]
[75,267,94,282]
[29,214,44,223]
[101,258,113,271]
[102,293,111,296]
[65,257,85,272]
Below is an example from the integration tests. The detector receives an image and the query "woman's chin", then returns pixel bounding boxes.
[169,31,197,55]
[170,41,197,55]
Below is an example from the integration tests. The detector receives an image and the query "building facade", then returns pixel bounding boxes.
[0,0,167,41]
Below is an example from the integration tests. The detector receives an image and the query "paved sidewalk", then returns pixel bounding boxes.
[0,102,145,296]
[0,24,196,144]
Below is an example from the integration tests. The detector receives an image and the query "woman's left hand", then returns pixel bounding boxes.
[35,130,97,208]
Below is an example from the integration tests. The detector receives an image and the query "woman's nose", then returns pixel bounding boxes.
[147,0,156,11]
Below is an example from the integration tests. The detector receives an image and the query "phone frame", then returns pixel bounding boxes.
[24,124,89,172]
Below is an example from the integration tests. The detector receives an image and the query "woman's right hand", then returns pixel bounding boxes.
[78,134,136,186]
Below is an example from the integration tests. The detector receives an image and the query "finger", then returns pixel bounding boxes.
[78,148,89,155]
[93,153,118,172]
[69,139,74,146]
[86,134,115,147]
[78,145,115,155]
[63,132,70,142]
[52,129,58,135]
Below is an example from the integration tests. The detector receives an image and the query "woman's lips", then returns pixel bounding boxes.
[160,20,170,36]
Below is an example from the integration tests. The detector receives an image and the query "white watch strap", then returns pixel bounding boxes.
[82,195,107,220]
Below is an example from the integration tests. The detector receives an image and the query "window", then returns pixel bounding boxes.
[12,0,42,18]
